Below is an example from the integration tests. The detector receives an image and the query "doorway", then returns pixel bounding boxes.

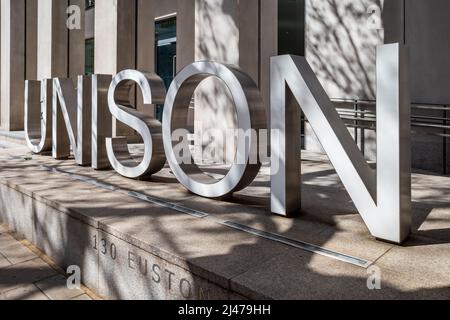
[155,17,177,121]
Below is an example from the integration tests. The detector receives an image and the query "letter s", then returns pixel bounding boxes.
[106,70,167,179]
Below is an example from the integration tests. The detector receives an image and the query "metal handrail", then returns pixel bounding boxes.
[324,99,449,174]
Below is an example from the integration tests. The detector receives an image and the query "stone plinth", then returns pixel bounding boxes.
[0,146,449,300]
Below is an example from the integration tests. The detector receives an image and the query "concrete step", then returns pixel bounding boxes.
[0,147,449,300]
[0,131,26,146]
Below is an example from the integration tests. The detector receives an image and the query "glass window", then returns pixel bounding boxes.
[155,18,177,121]
[85,38,95,75]
[155,18,177,88]
[278,0,305,56]
[85,0,95,9]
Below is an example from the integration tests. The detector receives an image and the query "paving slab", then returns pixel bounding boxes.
[0,284,49,300]
[0,258,57,294]
[376,236,450,288]
[231,248,369,300]
[35,274,85,300]
[0,254,11,269]
[412,205,450,242]
[71,294,93,300]
[169,194,331,246]
[0,223,96,300]
[231,246,450,300]
[0,234,37,265]
[309,228,394,262]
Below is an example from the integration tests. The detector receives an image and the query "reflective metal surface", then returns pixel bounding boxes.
[25,79,52,154]
[52,76,92,165]
[106,70,167,179]
[77,76,92,165]
[162,61,266,199]
[91,74,112,170]
[270,43,411,244]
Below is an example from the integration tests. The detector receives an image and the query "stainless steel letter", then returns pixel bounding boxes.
[271,43,411,244]
[106,70,167,179]
[25,79,52,153]
[92,74,113,170]
[162,62,266,198]
[52,77,92,165]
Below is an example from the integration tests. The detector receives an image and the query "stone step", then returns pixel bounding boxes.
[0,131,26,146]
[0,147,449,300]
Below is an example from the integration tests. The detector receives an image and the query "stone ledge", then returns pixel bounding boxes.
[0,148,449,299]
[0,182,243,299]
[0,168,281,299]
[0,131,26,146]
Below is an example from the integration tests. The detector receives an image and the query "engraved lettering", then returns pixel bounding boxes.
[128,251,136,270]
[180,278,192,299]
[165,269,175,291]
[138,256,148,276]
[152,264,161,284]
[110,243,117,260]
[198,286,210,300]
[101,239,107,255]
[93,235,97,250]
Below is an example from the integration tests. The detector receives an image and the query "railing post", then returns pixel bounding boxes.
[445,106,448,175]
[354,99,359,146]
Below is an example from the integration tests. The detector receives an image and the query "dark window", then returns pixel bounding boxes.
[85,0,95,9]
[155,18,177,121]
[85,38,95,75]
[278,0,305,145]
[278,0,305,56]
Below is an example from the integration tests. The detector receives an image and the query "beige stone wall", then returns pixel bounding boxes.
[25,0,38,82]
[194,0,239,164]
[136,0,195,116]
[404,0,450,105]
[85,5,94,39]
[1,0,25,131]
[69,0,85,80]
[94,0,136,75]
[94,0,136,136]
[305,0,385,101]
[38,0,67,79]
[194,0,269,164]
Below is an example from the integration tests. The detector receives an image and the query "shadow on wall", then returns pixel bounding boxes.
[194,0,387,164]
[195,0,238,62]
[306,0,384,100]
[194,0,240,165]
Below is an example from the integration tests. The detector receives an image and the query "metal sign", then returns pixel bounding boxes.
[24,43,411,244]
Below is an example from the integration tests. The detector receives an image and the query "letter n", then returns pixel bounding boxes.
[270,43,411,244]
[52,77,91,165]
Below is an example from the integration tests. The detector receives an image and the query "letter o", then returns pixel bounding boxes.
[162,62,266,198]
[179,279,192,299]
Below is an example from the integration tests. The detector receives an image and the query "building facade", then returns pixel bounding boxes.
[1,0,449,173]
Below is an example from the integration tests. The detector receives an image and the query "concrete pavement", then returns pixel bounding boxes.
[0,224,96,300]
